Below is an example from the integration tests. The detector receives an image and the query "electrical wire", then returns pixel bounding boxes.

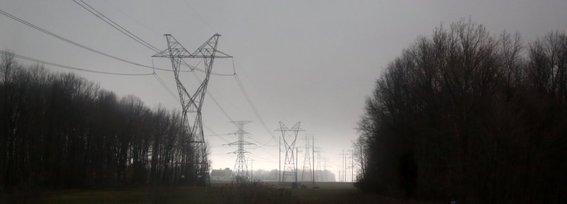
[153,71,233,144]
[187,72,235,123]
[171,1,274,147]
[174,0,282,164]
[72,0,160,52]
[232,59,277,145]
[2,50,154,76]
[0,8,176,72]
[4,4,267,149]
[2,5,238,152]
[71,1,234,76]
[207,91,235,123]
[203,125,231,144]
[79,0,240,141]
[153,73,179,99]
[70,0,238,133]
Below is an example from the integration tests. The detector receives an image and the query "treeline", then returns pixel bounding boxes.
[248,169,336,182]
[0,53,209,191]
[356,21,566,203]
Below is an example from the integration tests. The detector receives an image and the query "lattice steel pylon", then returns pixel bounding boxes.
[228,121,254,182]
[153,34,231,143]
[153,34,231,182]
[277,122,303,183]
[301,135,312,181]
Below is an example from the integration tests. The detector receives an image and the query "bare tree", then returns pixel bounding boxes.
[0,55,209,191]
[356,21,567,203]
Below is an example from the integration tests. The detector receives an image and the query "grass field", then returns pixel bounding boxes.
[0,182,443,204]
[1,186,216,204]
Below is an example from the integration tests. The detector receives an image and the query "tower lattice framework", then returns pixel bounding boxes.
[153,34,231,182]
[301,135,312,181]
[228,121,254,182]
[277,122,303,183]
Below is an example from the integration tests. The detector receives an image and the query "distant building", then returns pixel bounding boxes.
[210,168,232,182]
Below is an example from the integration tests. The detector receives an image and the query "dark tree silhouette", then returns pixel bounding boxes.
[356,21,567,203]
[0,54,209,191]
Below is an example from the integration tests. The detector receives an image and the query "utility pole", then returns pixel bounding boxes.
[344,150,346,182]
[314,148,322,182]
[323,158,327,181]
[251,159,254,182]
[312,135,315,185]
[153,34,232,182]
[227,121,254,182]
[340,149,348,183]
[278,134,281,183]
[342,150,344,182]
[301,135,311,182]
[351,149,354,182]
[338,165,342,182]
[276,122,303,184]
[295,147,299,184]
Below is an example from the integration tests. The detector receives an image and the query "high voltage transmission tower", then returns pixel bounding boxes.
[301,135,311,182]
[152,34,232,182]
[228,121,255,182]
[301,135,316,184]
[276,122,303,184]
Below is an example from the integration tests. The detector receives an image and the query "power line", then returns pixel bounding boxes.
[246,141,280,160]
[153,73,178,99]
[189,71,275,148]
[0,8,175,72]
[187,72,235,123]
[189,69,276,157]
[3,5,263,149]
[72,2,238,143]
[73,0,207,74]
[2,50,154,76]
[71,0,237,129]
[177,57,271,146]
[70,0,238,132]
[153,61,237,146]
[151,1,266,151]
[99,0,157,35]
[71,1,234,76]
[2,6,237,145]
[96,0,208,75]
[82,0,277,168]
[207,91,235,123]
[152,70,232,144]
[190,71,276,150]
[5,52,221,140]
[203,125,231,144]
[181,0,217,33]
[232,60,277,144]
[72,0,160,52]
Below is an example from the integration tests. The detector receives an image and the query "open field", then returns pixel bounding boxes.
[1,182,443,204]
[0,186,216,204]
[278,182,441,204]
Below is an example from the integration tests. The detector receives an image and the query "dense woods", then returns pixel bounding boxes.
[356,21,566,203]
[0,53,209,191]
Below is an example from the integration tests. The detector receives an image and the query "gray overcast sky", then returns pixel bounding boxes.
[2,0,567,179]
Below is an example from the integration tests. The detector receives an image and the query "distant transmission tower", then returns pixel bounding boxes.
[277,122,303,183]
[152,34,232,181]
[301,135,311,182]
[228,121,255,182]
